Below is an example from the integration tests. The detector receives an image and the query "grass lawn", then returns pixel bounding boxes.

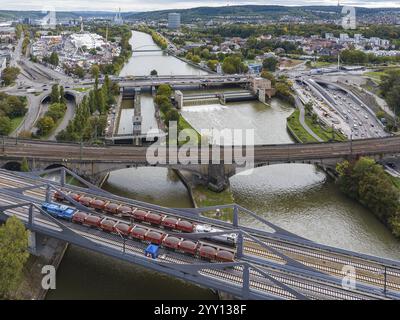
[287,109,346,143]
[287,109,319,143]
[74,87,91,93]
[364,71,387,82]
[312,61,335,68]
[192,185,235,222]
[304,116,347,142]
[10,116,25,133]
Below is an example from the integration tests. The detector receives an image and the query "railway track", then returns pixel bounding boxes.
[0,170,399,299]
[0,193,382,300]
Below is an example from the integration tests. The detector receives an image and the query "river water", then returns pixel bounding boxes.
[47,30,400,300]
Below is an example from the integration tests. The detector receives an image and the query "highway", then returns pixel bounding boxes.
[0,169,399,299]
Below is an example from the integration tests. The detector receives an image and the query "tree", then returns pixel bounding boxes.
[0,116,12,135]
[5,96,27,118]
[261,71,276,85]
[36,116,55,136]
[191,55,201,63]
[222,55,248,74]
[150,69,158,76]
[157,84,172,97]
[50,85,60,104]
[207,60,219,71]
[0,216,29,298]
[21,158,29,172]
[263,57,278,72]
[165,108,180,126]
[49,52,59,66]
[1,67,20,86]
[91,65,100,79]
[74,66,85,79]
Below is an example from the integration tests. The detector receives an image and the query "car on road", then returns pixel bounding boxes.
[387,162,396,169]
[371,123,375,127]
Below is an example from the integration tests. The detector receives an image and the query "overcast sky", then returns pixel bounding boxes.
[1,0,400,12]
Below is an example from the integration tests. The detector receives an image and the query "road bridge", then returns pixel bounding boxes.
[0,168,399,300]
[0,136,399,189]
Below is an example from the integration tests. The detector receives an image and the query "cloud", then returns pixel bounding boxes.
[0,0,399,11]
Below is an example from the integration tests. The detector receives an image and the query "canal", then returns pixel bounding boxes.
[47,30,400,300]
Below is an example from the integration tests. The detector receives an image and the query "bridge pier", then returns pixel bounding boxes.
[28,231,37,255]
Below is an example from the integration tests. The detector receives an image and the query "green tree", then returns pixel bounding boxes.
[91,65,100,79]
[1,67,20,86]
[49,52,59,66]
[261,70,276,85]
[0,216,29,298]
[207,60,219,71]
[165,108,180,126]
[0,116,12,135]
[5,96,27,118]
[36,116,55,136]
[263,56,278,72]
[21,158,29,172]
[157,84,172,97]
[50,85,60,104]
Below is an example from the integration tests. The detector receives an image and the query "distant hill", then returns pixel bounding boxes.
[125,5,400,21]
[0,10,120,21]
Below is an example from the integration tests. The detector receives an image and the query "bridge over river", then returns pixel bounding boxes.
[0,136,399,189]
[0,168,400,299]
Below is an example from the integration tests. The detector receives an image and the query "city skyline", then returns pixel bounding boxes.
[1,0,400,12]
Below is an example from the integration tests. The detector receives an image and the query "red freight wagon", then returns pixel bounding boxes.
[145,213,163,225]
[84,215,101,228]
[199,246,217,260]
[133,210,147,221]
[72,211,87,224]
[179,240,198,255]
[145,231,165,245]
[117,205,132,216]
[54,191,65,201]
[176,220,194,233]
[216,250,235,262]
[161,217,178,229]
[162,236,181,250]
[100,219,116,232]
[115,223,132,236]
[105,203,119,214]
[91,199,106,210]
[79,196,93,206]
[131,227,147,240]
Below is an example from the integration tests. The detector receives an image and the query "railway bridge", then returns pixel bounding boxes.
[0,168,400,300]
[0,136,399,189]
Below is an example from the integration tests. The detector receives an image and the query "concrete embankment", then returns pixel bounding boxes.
[16,238,68,300]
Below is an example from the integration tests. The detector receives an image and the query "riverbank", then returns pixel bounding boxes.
[14,238,68,300]
[174,169,235,221]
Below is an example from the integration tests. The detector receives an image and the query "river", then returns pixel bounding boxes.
[47,30,400,300]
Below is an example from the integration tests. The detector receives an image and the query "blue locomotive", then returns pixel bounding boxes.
[41,202,76,220]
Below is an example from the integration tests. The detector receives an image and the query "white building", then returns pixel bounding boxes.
[168,13,181,30]
[70,33,105,50]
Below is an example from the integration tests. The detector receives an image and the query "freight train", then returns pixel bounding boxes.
[53,191,238,247]
[41,202,235,263]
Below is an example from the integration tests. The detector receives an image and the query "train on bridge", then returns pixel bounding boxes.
[41,201,235,263]
[52,190,237,247]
